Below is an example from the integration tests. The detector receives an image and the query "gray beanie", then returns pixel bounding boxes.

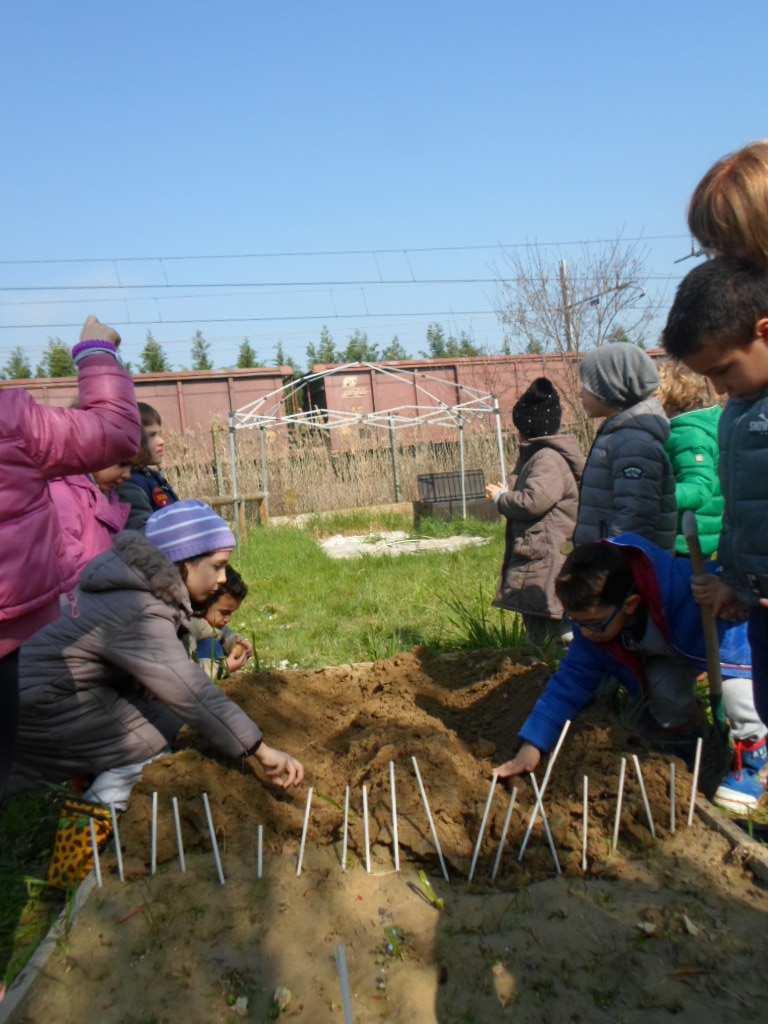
[579,342,658,409]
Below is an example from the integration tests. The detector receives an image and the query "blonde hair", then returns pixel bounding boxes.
[688,141,768,268]
[657,361,717,416]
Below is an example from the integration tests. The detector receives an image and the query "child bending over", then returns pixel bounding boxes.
[496,535,764,813]
[189,565,254,679]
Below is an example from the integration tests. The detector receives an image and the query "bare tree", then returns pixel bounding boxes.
[494,238,660,439]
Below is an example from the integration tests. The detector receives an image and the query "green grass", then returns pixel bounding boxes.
[0,788,65,989]
[0,510,524,990]
[232,511,518,667]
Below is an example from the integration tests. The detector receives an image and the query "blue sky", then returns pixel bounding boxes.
[1,1,764,371]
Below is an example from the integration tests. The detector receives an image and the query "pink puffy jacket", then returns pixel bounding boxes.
[0,354,139,656]
[49,475,131,591]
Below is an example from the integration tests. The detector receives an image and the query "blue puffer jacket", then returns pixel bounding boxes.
[518,534,752,753]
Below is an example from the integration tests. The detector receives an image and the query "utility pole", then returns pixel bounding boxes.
[559,260,575,352]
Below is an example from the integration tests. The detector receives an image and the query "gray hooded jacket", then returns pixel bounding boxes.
[12,531,261,788]
[574,396,677,551]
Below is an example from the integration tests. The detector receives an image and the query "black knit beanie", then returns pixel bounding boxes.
[512,377,562,438]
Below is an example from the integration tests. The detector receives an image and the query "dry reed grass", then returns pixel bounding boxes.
[163,423,532,516]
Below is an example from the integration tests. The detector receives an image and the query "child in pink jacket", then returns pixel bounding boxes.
[0,316,140,794]
[50,463,132,592]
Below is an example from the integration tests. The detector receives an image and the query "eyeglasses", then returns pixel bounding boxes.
[566,595,634,636]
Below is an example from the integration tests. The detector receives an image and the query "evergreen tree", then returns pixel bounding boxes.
[274,340,298,372]
[421,322,482,359]
[2,345,32,380]
[340,329,378,363]
[237,337,260,368]
[525,339,544,355]
[190,329,213,371]
[139,331,172,374]
[306,325,338,368]
[35,337,76,378]
[422,322,448,358]
[380,335,409,361]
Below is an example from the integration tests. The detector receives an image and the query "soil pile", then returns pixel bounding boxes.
[120,649,725,884]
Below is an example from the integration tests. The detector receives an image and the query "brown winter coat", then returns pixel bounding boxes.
[11,532,261,789]
[493,434,584,619]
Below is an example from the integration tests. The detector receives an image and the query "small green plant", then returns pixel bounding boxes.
[444,587,526,652]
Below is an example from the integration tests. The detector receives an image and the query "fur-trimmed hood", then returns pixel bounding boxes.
[79,530,192,615]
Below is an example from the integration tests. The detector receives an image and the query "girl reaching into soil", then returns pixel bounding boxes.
[10,500,303,808]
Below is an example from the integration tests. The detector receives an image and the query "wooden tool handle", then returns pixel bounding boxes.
[682,511,723,698]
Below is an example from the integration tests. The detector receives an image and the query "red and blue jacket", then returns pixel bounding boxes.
[518,534,752,753]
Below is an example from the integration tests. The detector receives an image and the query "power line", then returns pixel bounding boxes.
[0,234,690,267]
[0,302,664,336]
[0,273,685,295]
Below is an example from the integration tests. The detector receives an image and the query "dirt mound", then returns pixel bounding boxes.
[121,648,723,884]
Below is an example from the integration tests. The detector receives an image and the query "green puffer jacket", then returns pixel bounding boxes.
[665,405,723,556]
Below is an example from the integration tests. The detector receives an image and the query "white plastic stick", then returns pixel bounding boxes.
[89,818,103,888]
[362,784,372,874]
[631,754,656,839]
[611,757,627,853]
[389,761,400,872]
[171,796,186,873]
[257,825,264,880]
[468,774,497,882]
[491,786,517,882]
[687,737,703,827]
[341,785,350,871]
[335,943,355,1024]
[109,803,124,883]
[296,786,313,877]
[669,762,676,834]
[411,756,450,882]
[202,792,226,885]
[150,791,158,876]
[530,774,561,874]
[518,719,571,861]
[581,776,588,873]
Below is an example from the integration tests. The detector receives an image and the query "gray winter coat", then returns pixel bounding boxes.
[718,391,768,594]
[12,531,261,788]
[573,396,677,552]
[494,434,584,619]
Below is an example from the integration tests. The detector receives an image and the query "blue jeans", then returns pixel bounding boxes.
[748,607,768,729]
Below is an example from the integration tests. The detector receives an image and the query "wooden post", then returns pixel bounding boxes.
[259,425,270,521]
[212,423,223,496]
[458,417,467,520]
[228,411,241,543]
[388,414,401,503]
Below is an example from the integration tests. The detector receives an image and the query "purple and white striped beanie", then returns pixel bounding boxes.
[145,500,236,563]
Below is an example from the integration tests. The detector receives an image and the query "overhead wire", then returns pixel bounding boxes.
[0,233,690,267]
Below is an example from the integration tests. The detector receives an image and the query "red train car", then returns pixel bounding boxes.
[0,366,293,435]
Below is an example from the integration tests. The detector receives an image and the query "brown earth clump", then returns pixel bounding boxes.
[120,649,728,885]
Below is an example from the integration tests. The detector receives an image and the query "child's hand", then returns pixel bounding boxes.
[226,650,249,673]
[79,314,121,349]
[495,742,541,779]
[248,744,304,788]
[691,574,736,616]
[485,483,505,502]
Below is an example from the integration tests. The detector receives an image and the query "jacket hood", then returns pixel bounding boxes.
[522,433,585,479]
[79,530,192,613]
[669,404,722,442]
[600,396,670,444]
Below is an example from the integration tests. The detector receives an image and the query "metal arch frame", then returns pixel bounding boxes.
[226,361,508,532]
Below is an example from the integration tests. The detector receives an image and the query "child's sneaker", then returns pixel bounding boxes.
[714,737,768,815]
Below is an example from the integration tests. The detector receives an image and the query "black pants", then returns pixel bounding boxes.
[0,649,20,799]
